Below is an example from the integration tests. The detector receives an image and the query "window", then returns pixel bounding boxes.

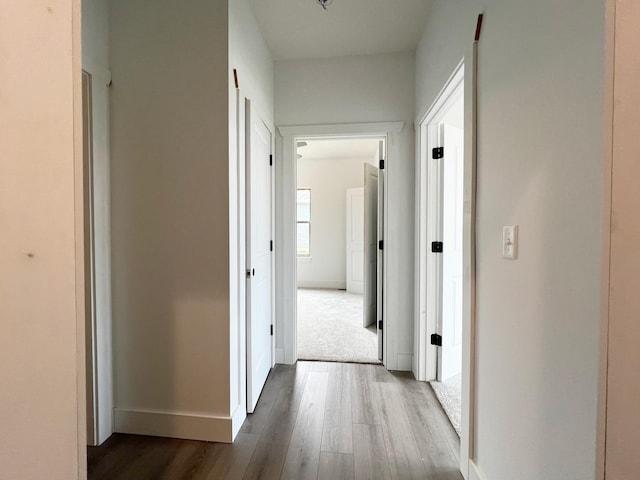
[297,189,311,256]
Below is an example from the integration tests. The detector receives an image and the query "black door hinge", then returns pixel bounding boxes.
[431,334,442,347]
[379,159,385,170]
[432,147,444,159]
[431,241,443,253]
[378,240,384,251]
[270,240,273,252]
[378,320,383,331]
[269,154,273,166]
[246,269,251,279]
[270,325,274,336]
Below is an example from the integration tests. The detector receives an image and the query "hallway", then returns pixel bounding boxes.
[88,361,461,480]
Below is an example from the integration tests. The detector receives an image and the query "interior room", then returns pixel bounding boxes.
[296,138,381,364]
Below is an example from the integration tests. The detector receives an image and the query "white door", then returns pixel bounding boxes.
[364,165,378,328]
[439,124,464,381]
[376,140,385,361]
[346,187,365,295]
[246,100,273,413]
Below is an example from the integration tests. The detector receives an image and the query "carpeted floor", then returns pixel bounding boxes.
[297,288,380,364]
[430,373,462,436]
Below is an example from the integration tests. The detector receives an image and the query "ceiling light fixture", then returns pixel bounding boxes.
[316,0,334,10]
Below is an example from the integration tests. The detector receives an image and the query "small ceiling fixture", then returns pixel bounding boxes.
[316,0,334,10]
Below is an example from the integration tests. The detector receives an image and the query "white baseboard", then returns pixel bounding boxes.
[297,281,346,290]
[230,403,247,441]
[275,348,285,364]
[469,460,488,480]
[114,408,232,443]
[396,353,413,371]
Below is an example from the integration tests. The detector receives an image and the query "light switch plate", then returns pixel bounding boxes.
[503,225,518,259]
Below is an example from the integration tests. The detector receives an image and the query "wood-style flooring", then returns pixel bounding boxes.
[88,361,462,480]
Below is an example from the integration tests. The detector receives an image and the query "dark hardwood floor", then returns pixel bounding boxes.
[88,361,462,480]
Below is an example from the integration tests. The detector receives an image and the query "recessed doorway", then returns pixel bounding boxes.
[415,60,470,444]
[295,138,384,364]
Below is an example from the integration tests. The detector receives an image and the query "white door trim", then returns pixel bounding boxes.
[415,60,465,382]
[414,55,478,480]
[82,65,114,447]
[276,122,403,368]
[245,99,275,414]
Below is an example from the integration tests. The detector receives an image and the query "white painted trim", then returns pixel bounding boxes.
[276,122,403,368]
[415,60,464,383]
[279,122,404,138]
[469,460,488,480]
[81,61,114,448]
[414,54,477,480]
[114,409,232,443]
[461,41,480,479]
[234,87,248,429]
[231,402,247,440]
[275,348,285,364]
[244,99,276,412]
[416,59,465,126]
[297,281,346,290]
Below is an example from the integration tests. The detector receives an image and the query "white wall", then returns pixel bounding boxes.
[416,1,605,479]
[604,1,640,477]
[228,0,274,437]
[275,52,416,371]
[110,0,233,442]
[0,1,86,478]
[297,156,374,289]
[82,0,113,446]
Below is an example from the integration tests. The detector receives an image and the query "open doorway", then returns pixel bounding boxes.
[428,93,464,436]
[416,61,467,439]
[295,137,384,364]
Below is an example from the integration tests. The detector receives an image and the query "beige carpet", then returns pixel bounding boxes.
[297,288,380,364]
[430,373,462,436]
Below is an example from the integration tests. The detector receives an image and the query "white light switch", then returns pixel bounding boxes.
[503,225,518,259]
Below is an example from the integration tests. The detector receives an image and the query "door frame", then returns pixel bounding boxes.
[415,62,464,382]
[414,57,477,478]
[277,122,403,369]
[82,61,114,447]
[242,97,276,415]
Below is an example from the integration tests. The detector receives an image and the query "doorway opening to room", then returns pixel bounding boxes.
[295,137,385,364]
[429,94,464,436]
[416,61,468,441]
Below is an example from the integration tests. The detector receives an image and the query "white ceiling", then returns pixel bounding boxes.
[249,0,432,61]
[298,138,380,161]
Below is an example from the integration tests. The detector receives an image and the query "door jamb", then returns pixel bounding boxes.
[243,97,276,416]
[414,57,477,479]
[277,122,403,369]
[416,63,464,382]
